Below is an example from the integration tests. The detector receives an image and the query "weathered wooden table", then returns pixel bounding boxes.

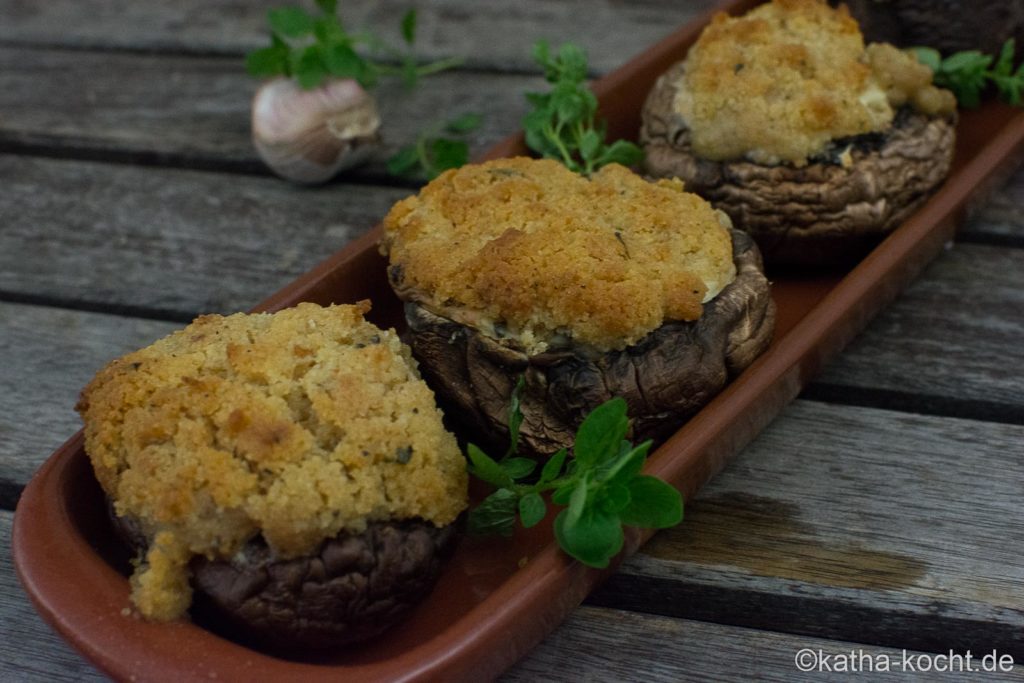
[2,1,1023,680]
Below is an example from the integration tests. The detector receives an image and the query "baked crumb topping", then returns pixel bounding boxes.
[674,0,955,165]
[380,157,736,353]
[77,302,467,620]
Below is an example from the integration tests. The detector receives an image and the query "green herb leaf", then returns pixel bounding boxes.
[522,40,644,174]
[598,483,631,515]
[292,45,327,89]
[323,43,366,81]
[573,397,629,469]
[313,15,344,44]
[551,483,574,506]
[465,376,683,569]
[401,9,417,46]
[540,448,568,484]
[915,39,1024,109]
[429,138,470,175]
[995,39,1015,77]
[519,492,547,528]
[603,441,651,489]
[386,145,420,175]
[469,489,519,536]
[503,457,537,480]
[387,113,480,180]
[246,45,290,77]
[553,508,624,568]
[249,2,458,91]
[268,6,316,38]
[446,112,483,134]
[910,47,942,73]
[315,0,337,16]
[566,474,589,524]
[579,129,601,161]
[467,443,513,488]
[619,476,683,529]
[594,139,645,168]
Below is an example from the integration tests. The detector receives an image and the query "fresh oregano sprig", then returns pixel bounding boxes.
[522,40,644,175]
[913,39,1024,108]
[387,112,482,180]
[246,1,461,90]
[467,379,683,568]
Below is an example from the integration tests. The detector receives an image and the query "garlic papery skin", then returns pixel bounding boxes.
[252,77,381,185]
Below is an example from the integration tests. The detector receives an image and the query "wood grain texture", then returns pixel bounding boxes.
[0,47,539,178]
[597,400,1024,657]
[0,0,719,73]
[503,606,1024,682]
[4,305,1022,666]
[0,512,109,682]
[0,154,408,317]
[3,44,1024,237]
[1,155,1020,406]
[0,303,179,497]
[815,242,1024,409]
[8,505,1014,683]
[962,165,1024,241]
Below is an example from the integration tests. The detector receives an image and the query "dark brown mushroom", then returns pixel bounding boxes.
[396,229,775,456]
[110,507,459,650]
[641,62,957,267]
[837,0,1024,56]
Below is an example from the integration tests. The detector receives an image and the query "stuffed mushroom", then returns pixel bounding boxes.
[641,0,958,267]
[76,302,467,648]
[379,157,775,455]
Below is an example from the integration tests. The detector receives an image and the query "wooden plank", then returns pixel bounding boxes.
[504,606,1024,682]
[0,512,109,682]
[4,311,1023,659]
[3,45,1024,238]
[0,154,408,317]
[0,303,178,498]
[815,242,1024,410]
[0,0,719,74]
[1,155,1021,405]
[7,511,1013,683]
[962,165,1024,242]
[596,399,1024,658]
[0,47,539,179]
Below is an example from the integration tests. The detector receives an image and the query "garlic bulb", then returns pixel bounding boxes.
[252,77,381,184]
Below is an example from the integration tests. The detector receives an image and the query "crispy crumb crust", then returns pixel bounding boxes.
[76,302,467,620]
[675,0,954,165]
[380,157,736,353]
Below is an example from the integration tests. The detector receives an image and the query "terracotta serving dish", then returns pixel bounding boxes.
[14,0,1024,680]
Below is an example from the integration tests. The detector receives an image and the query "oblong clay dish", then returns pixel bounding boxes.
[14,0,1024,680]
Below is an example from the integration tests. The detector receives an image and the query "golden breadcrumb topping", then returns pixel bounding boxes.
[674,0,955,165]
[380,157,736,353]
[77,302,467,620]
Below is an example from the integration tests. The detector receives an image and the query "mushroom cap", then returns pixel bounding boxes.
[641,61,957,267]
[191,519,460,650]
[111,508,459,649]
[400,229,775,455]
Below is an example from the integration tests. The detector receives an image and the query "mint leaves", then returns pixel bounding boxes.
[913,39,1024,108]
[387,113,482,180]
[522,41,644,175]
[467,380,683,568]
[246,4,461,90]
